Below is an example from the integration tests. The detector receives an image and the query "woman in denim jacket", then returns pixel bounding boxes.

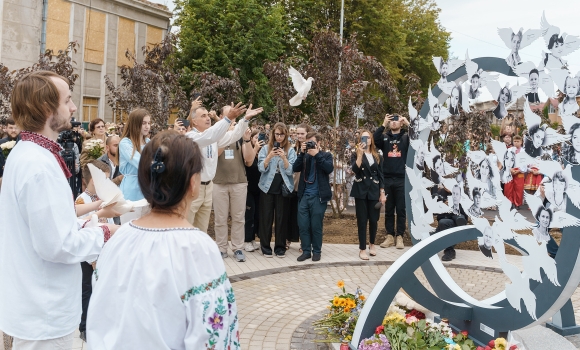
[258,122,297,257]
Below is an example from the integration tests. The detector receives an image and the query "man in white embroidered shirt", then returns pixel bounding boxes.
[0,71,119,348]
[185,103,263,232]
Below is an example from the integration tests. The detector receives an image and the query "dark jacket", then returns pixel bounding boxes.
[373,127,409,178]
[0,134,20,145]
[98,153,121,180]
[293,150,334,202]
[349,152,384,200]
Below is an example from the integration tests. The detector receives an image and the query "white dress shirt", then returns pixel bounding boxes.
[87,222,239,349]
[186,118,248,182]
[0,141,105,340]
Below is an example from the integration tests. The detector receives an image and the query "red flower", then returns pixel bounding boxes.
[476,347,485,350]
[488,340,495,348]
[509,346,518,350]
[461,330,468,337]
[375,325,384,334]
[484,347,492,350]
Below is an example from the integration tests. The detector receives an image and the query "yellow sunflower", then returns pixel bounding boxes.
[337,280,345,289]
[344,307,351,313]
[359,295,366,301]
[332,296,340,307]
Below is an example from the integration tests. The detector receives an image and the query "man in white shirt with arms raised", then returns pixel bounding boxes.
[185,102,263,232]
[0,71,119,349]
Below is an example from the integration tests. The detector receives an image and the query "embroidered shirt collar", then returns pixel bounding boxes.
[20,131,72,179]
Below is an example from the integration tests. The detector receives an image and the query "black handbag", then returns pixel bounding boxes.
[281,181,296,198]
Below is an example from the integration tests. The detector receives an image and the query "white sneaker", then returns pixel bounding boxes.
[244,242,255,252]
[251,241,260,251]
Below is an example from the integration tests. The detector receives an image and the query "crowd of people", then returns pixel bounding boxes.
[0,69,571,349]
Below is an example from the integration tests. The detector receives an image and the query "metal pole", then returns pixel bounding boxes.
[40,0,48,54]
[334,0,344,128]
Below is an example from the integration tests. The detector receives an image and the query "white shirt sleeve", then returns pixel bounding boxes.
[217,119,249,148]
[20,172,104,264]
[185,118,232,148]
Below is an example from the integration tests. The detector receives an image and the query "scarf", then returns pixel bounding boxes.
[20,131,72,179]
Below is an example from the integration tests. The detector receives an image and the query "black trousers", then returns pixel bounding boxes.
[384,177,406,236]
[287,194,300,242]
[245,191,260,242]
[259,191,290,255]
[79,261,93,332]
[433,218,457,253]
[355,198,380,250]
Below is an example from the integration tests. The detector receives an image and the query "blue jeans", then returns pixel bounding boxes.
[298,194,327,254]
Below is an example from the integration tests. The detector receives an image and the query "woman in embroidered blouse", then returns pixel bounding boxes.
[87,131,239,349]
[119,109,151,201]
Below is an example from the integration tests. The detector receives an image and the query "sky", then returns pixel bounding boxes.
[149,0,578,101]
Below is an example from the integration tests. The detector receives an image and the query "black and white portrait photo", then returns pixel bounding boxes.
[526,69,540,104]
[468,187,483,218]
[409,115,421,140]
[493,86,513,120]
[431,103,441,130]
[558,76,580,116]
[505,30,522,68]
[524,124,546,158]
[547,171,568,212]
[468,72,481,99]
[532,206,552,243]
[476,157,497,199]
[501,148,516,184]
[448,85,461,116]
[430,154,446,185]
[478,226,494,258]
[540,13,580,70]
[414,143,426,171]
[564,123,580,164]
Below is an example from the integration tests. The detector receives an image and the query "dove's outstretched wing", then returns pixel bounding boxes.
[550,68,573,93]
[540,11,560,48]
[563,165,580,209]
[498,28,515,49]
[523,100,541,130]
[544,128,570,147]
[524,192,544,216]
[501,259,537,320]
[561,35,580,57]
[521,28,543,49]
[551,211,580,229]
[288,66,307,92]
[497,200,533,231]
[467,150,487,165]
[561,115,580,134]
[88,163,122,205]
[515,234,560,286]
[491,140,507,163]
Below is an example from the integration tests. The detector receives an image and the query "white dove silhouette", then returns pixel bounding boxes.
[514,234,560,286]
[501,258,537,320]
[288,66,313,106]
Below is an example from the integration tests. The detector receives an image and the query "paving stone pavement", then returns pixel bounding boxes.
[2,244,579,350]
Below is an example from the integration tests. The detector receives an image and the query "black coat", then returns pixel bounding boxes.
[349,152,384,200]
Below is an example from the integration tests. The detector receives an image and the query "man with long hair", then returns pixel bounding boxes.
[0,71,119,348]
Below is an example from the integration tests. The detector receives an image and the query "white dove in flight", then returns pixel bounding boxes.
[501,258,537,320]
[288,66,313,106]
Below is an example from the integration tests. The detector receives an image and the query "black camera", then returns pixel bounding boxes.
[392,115,399,121]
[305,140,317,150]
[57,119,82,198]
[273,141,281,149]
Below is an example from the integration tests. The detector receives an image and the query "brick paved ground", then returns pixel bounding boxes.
[2,243,579,350]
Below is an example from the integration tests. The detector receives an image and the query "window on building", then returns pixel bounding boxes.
[549,104,555,114]
[83,97,99,121]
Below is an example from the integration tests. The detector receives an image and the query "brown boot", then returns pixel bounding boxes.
[380,235,394,248]
[395,236,404,249]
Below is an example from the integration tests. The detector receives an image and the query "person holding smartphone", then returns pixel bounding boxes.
[374,113,410,249]
[350,131,386,260]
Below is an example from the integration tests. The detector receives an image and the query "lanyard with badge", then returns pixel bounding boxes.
[225,145,234,160]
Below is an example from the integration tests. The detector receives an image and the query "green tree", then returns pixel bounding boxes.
[174,0,288,110]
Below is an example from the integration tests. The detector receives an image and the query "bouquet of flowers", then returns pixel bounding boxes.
[476,337,520,350]
[1,140,16,158]
[313,280,367,343]
[84,139,105,160]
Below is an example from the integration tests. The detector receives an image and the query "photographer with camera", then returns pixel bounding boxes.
[374,114,410,249]
[293,132,333,262]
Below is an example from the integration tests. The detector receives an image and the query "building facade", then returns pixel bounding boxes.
[0,0,171,122]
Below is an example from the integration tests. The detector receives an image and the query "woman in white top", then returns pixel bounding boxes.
[87,131,239,349]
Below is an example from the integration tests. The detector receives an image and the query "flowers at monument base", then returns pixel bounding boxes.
[1,140,16,158]
[84,139,105,160]
[357,333,391,350]
[313,280,367,343]
[475,337,519,350]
